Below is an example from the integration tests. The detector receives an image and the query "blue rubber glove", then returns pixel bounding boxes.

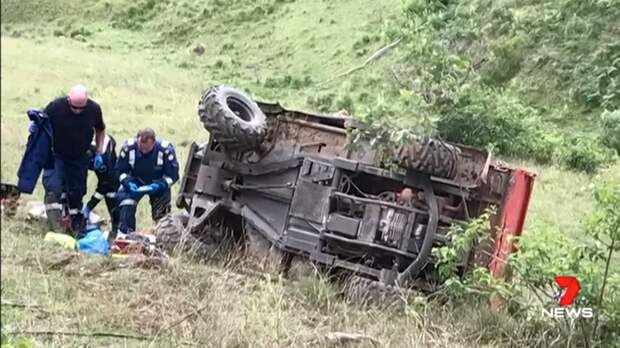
[93,153,105,171]
[127,182,146,199]
[28,121,38,133]
[82,207,92,219]
[147,182,165,194]
[127,182,140,193]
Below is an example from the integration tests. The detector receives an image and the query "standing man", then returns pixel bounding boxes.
[43,85,106,235]
[115,128,179,235]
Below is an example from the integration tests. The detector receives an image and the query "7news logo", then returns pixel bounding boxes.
[542,276,594,319]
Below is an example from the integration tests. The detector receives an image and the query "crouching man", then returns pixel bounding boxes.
[115,128,179,235]
[83,134,120,234]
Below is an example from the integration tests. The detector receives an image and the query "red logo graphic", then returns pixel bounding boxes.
[555,276,581,306]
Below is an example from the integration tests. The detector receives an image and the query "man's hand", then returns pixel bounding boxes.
[93,153,106,171]
[132,183,164,196]
[28,121,38,134]
[146,182,165,194]
[82,207,92,219]
[136,185,153,193]
[126,182,147,199]
[127,182,140,193]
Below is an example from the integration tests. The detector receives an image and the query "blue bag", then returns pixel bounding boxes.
[77,228,110,255]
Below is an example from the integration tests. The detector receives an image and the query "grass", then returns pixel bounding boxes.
[2,0,620,346]
[1,217,533,348]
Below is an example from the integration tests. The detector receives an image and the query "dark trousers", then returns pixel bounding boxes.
[85,191,120,234]
[42,156,88,233]
[117,188,171,233]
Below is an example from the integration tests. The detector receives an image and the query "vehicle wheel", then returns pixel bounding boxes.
[343,275,404,305]
[244,223,287,274]
[154,211,215,257]
[393,136,461,180]
[198,85,267,153]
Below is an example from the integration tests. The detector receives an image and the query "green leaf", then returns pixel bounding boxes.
[12,337,33,348]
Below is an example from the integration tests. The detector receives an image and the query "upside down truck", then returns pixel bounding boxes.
[156,85,535,290]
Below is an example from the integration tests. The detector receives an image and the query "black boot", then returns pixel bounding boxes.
[71,212,87,239]
[44,192,64,232]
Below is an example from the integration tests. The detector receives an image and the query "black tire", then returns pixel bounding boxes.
[393,136,461,180]
[198,85,266,152]
[244,223,287,274]
[343,275,404,305]
[154,212,215,257]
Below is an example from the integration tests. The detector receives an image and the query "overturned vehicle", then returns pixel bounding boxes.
[156,85,535,290]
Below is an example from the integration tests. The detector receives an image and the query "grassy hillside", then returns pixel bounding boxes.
[2,1,620,347]
[2,0,618,146]
[4,216,561,348]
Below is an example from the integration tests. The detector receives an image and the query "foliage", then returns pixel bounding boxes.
[347,114,436,171]
[433,178,620,345]
[436,87,557,163]
[509,178,620,345]
[358,0,620,172]
[0,334,33,348]
[601,109,620,154]
[557,135,616,174]
[434,208,495,281]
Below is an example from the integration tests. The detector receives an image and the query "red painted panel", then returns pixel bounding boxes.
[489,169,535,278]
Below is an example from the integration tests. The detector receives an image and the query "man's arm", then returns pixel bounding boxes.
[153,142,180,189]
[95,129,106,153]
[115,141,135,187]
[93,104,106,153]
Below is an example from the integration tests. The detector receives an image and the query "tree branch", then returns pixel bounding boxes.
[320,38,402,86]
[592,233,617,341]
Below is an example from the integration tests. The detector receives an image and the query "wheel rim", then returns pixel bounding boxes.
[226,96,253,122]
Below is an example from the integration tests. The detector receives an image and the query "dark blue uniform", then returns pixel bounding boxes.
[115,138,179,234]
[84,134,120,234]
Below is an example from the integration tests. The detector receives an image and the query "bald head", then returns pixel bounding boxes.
[68,85,89,109]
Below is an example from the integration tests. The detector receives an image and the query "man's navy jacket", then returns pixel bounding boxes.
[17,109,54,194]
[115,138,180,189]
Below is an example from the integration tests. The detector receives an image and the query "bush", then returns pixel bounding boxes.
[436,179,620,347]
[557,135,616,174]
[601,109,620,154]
[436,87,556,162]
[384,0,619,171]
[510,179,620,345]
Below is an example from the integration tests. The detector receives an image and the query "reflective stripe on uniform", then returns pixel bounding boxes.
[120,199,137,206]
[69,209,80,215]
[119,173,129,182]
[168,153,174,161]
[164,176,174,186]
[45,203,63,210]
[160,140,170,148]
[129,149,135,167]
[157,151,164,166]
[105,192,117,198]
[93,191,104,200]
